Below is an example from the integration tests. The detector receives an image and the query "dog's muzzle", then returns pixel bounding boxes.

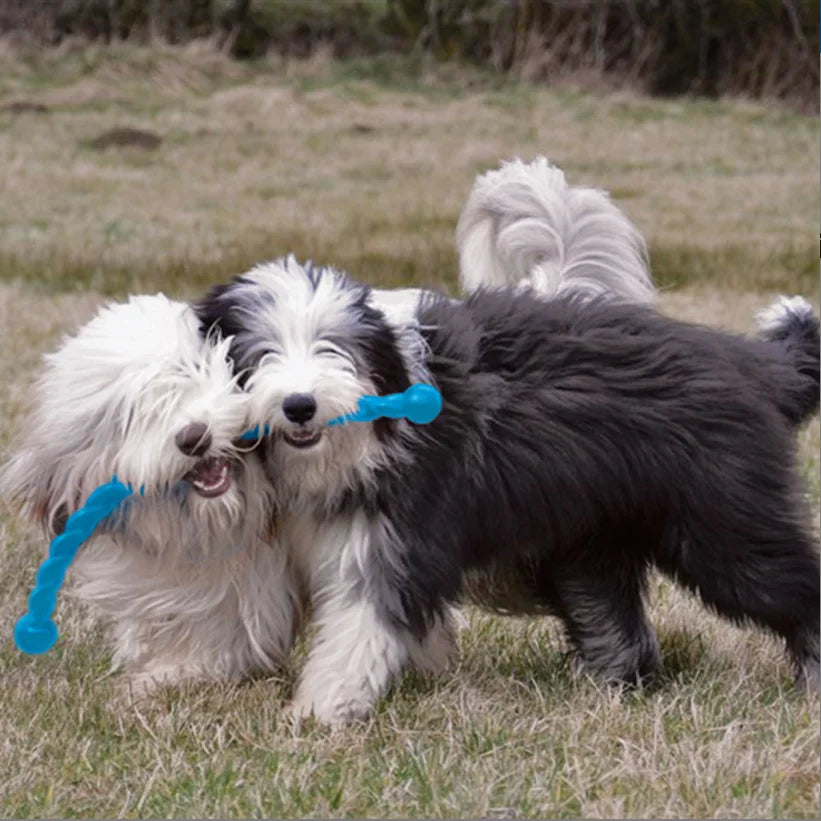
[184,456,233,497]
[176,421,233,497]
[281,393,323,449]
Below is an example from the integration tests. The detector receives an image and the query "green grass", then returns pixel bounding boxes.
[0,42,818,819]
[651,243,818,294]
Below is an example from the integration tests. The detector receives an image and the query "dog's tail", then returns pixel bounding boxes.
[757,295,820,425]
[455,156,654,303]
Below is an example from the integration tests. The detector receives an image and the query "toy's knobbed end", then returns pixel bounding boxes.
[326,384,441,427]
[14,613,58,655]
[404,383,443,425]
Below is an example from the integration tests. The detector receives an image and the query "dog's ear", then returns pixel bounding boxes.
[193,281,233,341]
[193,277,253,342]
[0,448,63,536]
[354,301,413,397]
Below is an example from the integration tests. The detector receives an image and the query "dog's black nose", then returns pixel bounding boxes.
[175,421,212,457]
[282,393,317,424]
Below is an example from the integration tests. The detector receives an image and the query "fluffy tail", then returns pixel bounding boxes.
[757,295,820,425]
[455,156,654,303]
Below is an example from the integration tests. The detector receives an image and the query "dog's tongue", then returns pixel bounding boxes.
[186,456,232,498]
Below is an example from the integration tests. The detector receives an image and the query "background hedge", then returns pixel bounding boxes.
[1,0,817,109]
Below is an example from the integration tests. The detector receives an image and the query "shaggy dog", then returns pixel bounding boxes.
[1,294,299,691]
[375,155,656,322]
[197,258,819,726]
[456,156,654,302]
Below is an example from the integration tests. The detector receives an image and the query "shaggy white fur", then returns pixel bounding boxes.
[456,156,653,302]
[1,294,300,691]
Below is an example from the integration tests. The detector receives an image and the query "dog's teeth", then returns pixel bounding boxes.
[188,460,231,496]
[196,464,228,490]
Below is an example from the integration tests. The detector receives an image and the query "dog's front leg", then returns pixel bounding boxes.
[290,512,411,727]
[290,590,409,726]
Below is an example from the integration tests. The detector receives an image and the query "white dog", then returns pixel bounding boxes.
[1,294,299,692]
[456,156,653,302]
[367,157,655,325]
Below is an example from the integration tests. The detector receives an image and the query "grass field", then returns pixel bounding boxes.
[0,42,818,819]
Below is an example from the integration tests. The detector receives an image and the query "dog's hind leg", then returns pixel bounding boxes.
[657,507,820,687]
[542,550,660,686]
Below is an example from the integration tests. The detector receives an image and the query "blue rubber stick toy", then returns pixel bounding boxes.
[14,477,134,654]
[327,383,442,426]
[240,383,442,439]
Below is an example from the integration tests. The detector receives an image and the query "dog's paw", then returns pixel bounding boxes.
[109,673,164,709]
[117,663,206,704]
[287,693,327,727]
[288,685,373,728]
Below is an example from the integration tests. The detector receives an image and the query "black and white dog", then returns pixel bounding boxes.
[197,259,820,725]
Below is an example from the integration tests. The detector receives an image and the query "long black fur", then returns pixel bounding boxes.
[358,288,820,683]
[197,271,820,687]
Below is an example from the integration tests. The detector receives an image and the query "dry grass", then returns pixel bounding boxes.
[0,42,818,819]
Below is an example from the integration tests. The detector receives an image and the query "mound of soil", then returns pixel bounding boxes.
[2,100,49,113]
[87,127,162,150]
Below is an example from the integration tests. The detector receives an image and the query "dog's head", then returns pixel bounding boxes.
[195,256,417,507]
[0,294,252,536]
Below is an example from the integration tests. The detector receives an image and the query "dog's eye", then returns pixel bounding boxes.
[313,343,352,362]
[258,346,282,364]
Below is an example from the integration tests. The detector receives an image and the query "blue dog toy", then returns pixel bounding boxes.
[14,385,442,655]
[327,383,442,426]
[240,383,442,439]
[14,477,135,654]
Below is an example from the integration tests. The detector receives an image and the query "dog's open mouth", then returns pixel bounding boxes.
[184,456,232,497]
[282,428,323,449]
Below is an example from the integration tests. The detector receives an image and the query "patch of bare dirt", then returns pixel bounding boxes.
[86,127,162,150]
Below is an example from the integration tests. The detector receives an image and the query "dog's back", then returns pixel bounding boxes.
[387,288,819,686]
[421,287,817,436]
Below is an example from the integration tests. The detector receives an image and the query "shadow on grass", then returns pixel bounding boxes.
[427,615,795,710]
